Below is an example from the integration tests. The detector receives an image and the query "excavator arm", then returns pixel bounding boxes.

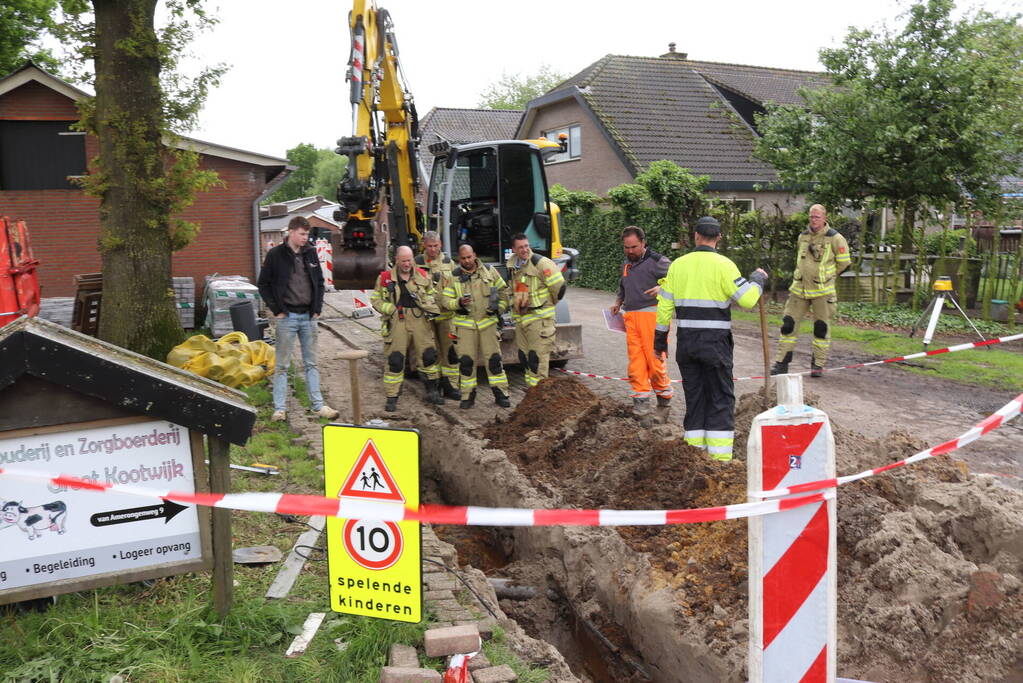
[334,0,421,288]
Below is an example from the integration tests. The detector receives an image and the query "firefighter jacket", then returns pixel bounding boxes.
[371,266,441,335]
[656,246,763,334]
[505,252,566,327]
[441,263,509,331]
[789,226,851,299]
[617,248,671,312]
[415,253,455,321]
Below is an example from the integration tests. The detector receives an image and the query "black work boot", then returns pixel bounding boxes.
[770,361,789,376]
[459,390,476,410]
[492,386,511,408]
[810,363,824,378]
[656,394,672,408]
[425,379,444,405]
[439,376,460,400]
[385,396,398,412]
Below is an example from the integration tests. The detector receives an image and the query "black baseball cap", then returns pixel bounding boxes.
[694,216,721,237]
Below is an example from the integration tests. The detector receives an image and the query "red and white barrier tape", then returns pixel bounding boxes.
[556,332,1023,384]
[750,392,1023,498]
[1,393,1017,526]
[0,466,833,525]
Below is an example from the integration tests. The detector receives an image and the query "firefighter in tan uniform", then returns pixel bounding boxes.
[371,245,444,412]
[771,205,851,377]
[442,243,511,408]
[415,231,459,400]
[505,233,566,388]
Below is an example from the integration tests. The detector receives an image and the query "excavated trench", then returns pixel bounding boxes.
[424,376,1023,683]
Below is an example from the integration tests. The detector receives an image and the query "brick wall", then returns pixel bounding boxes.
[0,80,277,298]
[523,98,634,195]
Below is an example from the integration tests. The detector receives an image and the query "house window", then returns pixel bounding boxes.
[0,120,86,190]
[712,198,755,213]
[542,125,581,163]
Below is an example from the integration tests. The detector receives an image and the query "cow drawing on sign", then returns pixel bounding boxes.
[1,500,68,540]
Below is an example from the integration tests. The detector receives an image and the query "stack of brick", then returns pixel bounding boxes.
[173,276,195,328]
[379,624,518,683]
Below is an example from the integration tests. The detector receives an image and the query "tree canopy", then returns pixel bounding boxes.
[476,64,566,110]
[266,143,347,203]
[754,0,1023,215]
[0,0,61,75]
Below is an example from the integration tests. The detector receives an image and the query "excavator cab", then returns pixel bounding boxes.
[425,139,577,280]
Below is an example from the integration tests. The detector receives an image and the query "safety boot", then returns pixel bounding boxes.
[770,361,789,376]
[439,376,460,400]
[459,390,476,410]
[632,396,651,415]
[385,396,398,412]
[656,395,672,408]
[492,386,511,408]
[425,379,444,405]
[810,363,824,378]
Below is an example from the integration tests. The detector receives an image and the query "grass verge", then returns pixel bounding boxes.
[734,302,1023,391]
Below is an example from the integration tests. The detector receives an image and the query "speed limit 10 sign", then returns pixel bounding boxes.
[323,424,421,623]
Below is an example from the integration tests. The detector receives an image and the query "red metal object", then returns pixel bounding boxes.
[0,216,42,328]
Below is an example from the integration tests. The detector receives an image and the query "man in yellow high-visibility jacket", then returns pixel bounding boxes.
[655,217,767,461]
[416,231,459,399]
[771,204,851,377]
[506,233,566,388]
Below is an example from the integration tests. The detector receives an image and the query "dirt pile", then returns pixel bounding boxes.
[485,376,1023,682]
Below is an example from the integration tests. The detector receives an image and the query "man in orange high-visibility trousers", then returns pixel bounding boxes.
[655,217,767,461]
[610,226,673,414]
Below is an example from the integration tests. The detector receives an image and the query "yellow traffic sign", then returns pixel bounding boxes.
[323,424,421,622]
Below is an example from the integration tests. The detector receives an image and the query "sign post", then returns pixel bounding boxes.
[323,424,421,622]
[748,375,837,682]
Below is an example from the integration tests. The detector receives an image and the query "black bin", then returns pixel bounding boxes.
[229,300,262,341]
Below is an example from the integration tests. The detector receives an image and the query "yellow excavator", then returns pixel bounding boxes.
[334,0,582,365]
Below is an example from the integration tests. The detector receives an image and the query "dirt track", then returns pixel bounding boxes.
[309,287,1023,682]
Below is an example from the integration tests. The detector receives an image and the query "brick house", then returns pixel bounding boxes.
[258,195,342,255]
[517,46,831,213]
[0,62,290,298]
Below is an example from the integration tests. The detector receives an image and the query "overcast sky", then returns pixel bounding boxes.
[185,0,1022,160]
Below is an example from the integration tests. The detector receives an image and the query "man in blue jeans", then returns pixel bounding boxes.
[257,216,339,422]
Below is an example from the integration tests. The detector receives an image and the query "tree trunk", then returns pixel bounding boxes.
[93,0,182,359]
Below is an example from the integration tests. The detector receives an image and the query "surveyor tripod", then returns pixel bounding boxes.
[910,276,987,348]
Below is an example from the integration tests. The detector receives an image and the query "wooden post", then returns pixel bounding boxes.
[208,436,233,617]
[338,348,369,424]
[758,298,771,410]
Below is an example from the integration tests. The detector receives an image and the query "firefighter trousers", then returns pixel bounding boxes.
[515,316,556,388]
[624,309,672,399]
[675,330,735,461]
[432,317,459,387]
[775,294,836,367]
[454,324,508,400]
[382,311,439,397]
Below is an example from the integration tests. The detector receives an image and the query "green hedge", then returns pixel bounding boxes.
[561,207,862,294]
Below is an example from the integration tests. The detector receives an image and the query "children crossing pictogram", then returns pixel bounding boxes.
[337,439,404,502]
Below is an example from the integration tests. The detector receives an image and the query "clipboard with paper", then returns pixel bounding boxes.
[603,308,626,333]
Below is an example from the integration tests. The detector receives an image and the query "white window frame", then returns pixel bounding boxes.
[541,124,581,164]
[710,197,755,213]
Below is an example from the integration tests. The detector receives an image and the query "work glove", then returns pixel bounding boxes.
[653,329,669,357]
[748,269,768,288]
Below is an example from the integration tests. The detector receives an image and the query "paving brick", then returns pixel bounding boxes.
[968,570,1005,620]
[423,623,481,657]
[388,643,419,668]
[423,589,455,601]
[476,617,497,640]
[379,666,441,683]
[471,665,518,683]
[426,577,460,591]
[467,651,491,671]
